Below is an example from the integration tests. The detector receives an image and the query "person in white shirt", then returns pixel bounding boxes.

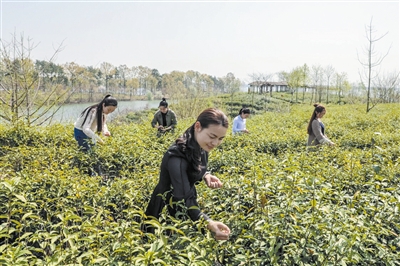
[232,107,251,135]
[74,94,118,152]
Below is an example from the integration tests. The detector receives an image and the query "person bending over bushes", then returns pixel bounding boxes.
[73,95,118,176]
[144,108,231,240]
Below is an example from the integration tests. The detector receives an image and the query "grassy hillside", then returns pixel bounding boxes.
[0,103,399,265]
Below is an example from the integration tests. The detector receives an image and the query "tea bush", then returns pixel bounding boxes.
[0,103,399,265]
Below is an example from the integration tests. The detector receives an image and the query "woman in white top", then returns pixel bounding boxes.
[232,107,250,135]
[74,94,118,152]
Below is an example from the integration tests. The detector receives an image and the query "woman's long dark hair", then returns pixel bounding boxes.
[307,103,325,135]
[175,108,228,173]
[80,95,118,133]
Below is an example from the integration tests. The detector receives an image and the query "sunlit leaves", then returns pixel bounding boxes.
[1,103,400,264]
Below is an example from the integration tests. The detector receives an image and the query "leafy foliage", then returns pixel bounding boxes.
[0,103,399,265]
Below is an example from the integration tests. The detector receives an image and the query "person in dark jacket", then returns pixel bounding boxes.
[144,108,231,240]
[151,98,177,137]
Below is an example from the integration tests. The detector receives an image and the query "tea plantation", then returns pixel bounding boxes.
[0,103,399,265]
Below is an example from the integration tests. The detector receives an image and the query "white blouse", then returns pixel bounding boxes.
[74,108,109,143]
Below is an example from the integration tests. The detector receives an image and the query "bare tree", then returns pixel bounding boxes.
[324,65,335,104]
[259,72,274,97]
[310,65,323,104]
[374,71,400,103]
[247,72,262,107]
[0,32,70,126]
[357,17,391,112]
[278,71,289,83]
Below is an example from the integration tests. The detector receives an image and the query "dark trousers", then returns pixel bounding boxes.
[74,128,102,176]
[74,128,91,152]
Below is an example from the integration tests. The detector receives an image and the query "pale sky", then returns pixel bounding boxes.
[1,0,399,84]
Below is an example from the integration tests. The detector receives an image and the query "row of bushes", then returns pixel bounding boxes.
[1,102,399,265]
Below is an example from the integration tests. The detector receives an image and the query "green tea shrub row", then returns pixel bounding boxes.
[0,103,399,265]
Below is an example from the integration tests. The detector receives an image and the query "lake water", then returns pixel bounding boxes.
[54,100,159,123]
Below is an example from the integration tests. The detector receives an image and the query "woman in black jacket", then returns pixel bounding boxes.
[144,108,231,240]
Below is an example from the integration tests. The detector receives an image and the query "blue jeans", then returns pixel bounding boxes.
[74,128,103,176]
[74,128,92,152]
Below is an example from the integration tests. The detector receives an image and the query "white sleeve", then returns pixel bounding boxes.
[232,117,240,133]
[103,116,109,135]
[82,109,102,142]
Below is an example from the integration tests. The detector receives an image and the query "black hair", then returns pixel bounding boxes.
[307,103,326,135]
[176,108,228,173]
[239,107,251,115]
[80,94,118,133]
[159,98,168,108]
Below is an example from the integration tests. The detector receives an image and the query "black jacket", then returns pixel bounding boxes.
[145,142,209,222]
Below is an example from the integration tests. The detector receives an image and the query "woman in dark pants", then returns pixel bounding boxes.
[144,108,231,240]
[73,95,117,175]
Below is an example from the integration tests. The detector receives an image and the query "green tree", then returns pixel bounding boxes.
[162,70,213,119]
[100,62,116,94]
[287,67,303,103]
[332,72,350,104]
[126,77,139,100]
[86,66,102,102]
[35,60,67,90]
[209,75,224,93]
[201,74,214,97]
[63,62,91,102]
[116,64,131,96]
[151,68,162,91]
[224,72,241,114]
[133,66,152,92]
